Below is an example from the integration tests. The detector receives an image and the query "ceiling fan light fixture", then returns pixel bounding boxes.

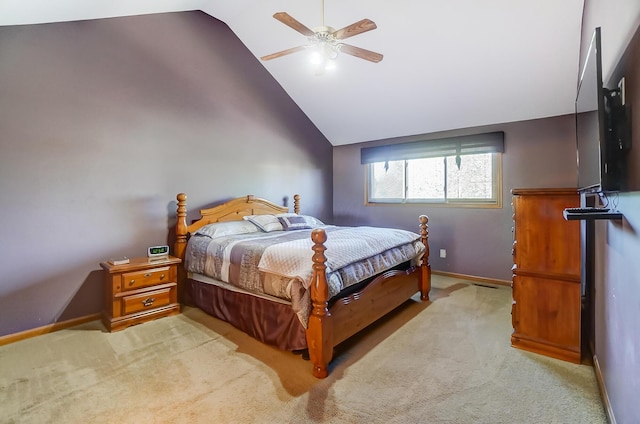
[310,50,337,75]
[325,44,339,60]
[309,36,339,66]
[309,50,324,65]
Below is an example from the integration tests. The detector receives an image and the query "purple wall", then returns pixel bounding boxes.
[0,12,333,337]
[581,1,640,421]
[333,115,578,281]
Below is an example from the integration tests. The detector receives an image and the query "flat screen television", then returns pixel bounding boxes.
[576,27,629,193]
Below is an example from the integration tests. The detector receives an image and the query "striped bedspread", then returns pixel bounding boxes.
[185,226,425,327]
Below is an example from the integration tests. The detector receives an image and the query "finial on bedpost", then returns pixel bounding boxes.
[307,228,332,378]
[418,215,431,301]
[293,194,300,214]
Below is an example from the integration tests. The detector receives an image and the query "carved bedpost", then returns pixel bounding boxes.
[419,215,431,301]
[306,228,333,378]
[175,193,188,299]
[175,193,188,260]
[293,194,300,214]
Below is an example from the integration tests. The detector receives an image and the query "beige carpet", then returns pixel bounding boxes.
[0,275,606,423]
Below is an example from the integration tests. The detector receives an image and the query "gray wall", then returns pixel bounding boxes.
[582,1,640,422]
[0,11,333,337]
[333,114,578,281]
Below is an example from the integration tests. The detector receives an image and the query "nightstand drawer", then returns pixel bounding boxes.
[121,266,172,291]
[121,285,174,315]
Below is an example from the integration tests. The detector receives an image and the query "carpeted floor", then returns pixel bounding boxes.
[0,275,607,423]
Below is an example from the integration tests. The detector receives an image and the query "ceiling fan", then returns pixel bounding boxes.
[260,2,383,68]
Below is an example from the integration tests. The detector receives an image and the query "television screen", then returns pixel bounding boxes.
[576,27,629,193]
[576,27,607,193]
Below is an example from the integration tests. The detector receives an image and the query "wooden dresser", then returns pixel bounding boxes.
[100,256,181,332]
[510,188,582,363]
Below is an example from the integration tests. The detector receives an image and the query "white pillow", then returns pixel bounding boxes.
[194,220,260,239]
[243,214,284,232]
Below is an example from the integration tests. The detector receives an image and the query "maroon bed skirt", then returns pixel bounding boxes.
[185,278,308,351]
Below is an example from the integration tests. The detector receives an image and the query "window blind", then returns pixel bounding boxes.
[360,131,504,164]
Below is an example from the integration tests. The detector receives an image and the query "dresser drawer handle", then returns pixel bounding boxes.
[142,298,155,307]
[129,279,136,286]
[160,274,165,279]
[144,273,152,278]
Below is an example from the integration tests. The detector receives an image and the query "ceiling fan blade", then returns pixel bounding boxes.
[333,19,377,40]
[339,44,383,63]
[260,45,308,61]
[273,12,315,37]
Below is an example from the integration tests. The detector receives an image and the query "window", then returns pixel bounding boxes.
[362,132,503,206]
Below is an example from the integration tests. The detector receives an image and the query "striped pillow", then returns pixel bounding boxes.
[243,214,283,232]
[277,214,324,231]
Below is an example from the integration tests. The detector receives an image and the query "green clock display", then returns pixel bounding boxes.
[147,245,169,258]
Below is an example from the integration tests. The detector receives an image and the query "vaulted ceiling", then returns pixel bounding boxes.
[0,0,585,146]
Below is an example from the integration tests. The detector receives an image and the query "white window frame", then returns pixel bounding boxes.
[365,153,502,208]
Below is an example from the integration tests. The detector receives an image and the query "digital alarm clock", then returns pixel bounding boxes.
[147,245,169,259]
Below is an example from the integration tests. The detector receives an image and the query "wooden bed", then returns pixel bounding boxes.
[174,193,431,378]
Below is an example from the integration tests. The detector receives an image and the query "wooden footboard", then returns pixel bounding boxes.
[307,215,431,378]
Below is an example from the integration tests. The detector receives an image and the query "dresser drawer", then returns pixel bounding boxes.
[121,285,175,315]
[121,266,172,291]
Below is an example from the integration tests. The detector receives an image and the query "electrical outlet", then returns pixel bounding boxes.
[440,249,446,258]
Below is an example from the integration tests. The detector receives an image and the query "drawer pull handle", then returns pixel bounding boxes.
[160,274,165,279]
[144,273,151,278]
[129,280,135,286]
[142,298,155,307]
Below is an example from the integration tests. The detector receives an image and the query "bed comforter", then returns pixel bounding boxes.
[185,226,425,327]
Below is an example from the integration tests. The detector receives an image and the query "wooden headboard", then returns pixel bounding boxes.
[174,193,300,261]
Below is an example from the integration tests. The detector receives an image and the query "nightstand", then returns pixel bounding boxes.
[100,255,181,332]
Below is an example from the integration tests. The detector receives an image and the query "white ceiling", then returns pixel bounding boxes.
[0,0,585,146]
